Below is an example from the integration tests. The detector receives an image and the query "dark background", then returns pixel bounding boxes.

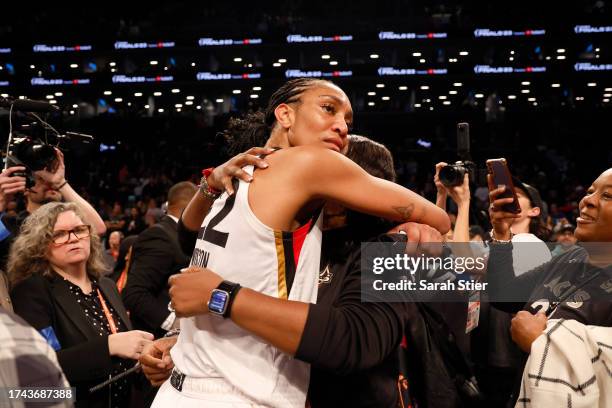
[0,0,610,213]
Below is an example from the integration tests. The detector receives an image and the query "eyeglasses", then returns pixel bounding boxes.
[51,225,91,245]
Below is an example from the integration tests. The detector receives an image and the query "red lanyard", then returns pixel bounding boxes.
[96,289,118,334]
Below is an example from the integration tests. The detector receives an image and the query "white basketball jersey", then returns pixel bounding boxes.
[171,165,322,407]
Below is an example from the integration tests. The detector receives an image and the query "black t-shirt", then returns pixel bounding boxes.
[487,244,612,327]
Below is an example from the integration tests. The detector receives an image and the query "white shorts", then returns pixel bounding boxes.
[151,377,267,408]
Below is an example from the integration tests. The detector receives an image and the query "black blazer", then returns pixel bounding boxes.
[122,216,190,337]
[11,273,133,408]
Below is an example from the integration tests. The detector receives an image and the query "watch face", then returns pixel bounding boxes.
[208,289,229,315]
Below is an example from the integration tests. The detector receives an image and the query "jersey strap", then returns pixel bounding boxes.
[274,219,313,299]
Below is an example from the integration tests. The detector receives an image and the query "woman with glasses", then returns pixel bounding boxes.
[9,202,153,408]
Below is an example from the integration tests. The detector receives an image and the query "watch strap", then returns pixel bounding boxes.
[217,280,241,318]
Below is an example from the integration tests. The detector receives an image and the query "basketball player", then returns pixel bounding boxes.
[152,78,450,408]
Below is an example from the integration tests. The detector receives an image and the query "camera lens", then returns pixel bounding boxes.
[13,139,57,171]
[439,165,466,187]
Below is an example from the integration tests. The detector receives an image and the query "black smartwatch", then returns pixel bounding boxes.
[207,280,242,318]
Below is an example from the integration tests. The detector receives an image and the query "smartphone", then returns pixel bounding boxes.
[486,158,521,214]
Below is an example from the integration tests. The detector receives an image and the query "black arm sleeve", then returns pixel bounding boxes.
[177,217,198,257]
[486,242,553,313]
[122,228,174,329]
[11,276,113,382]
[56,337,112,382]
[295,253,405,375]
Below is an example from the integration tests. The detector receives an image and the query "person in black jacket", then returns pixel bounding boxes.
[9,202,153,408]
[121,181,195,338]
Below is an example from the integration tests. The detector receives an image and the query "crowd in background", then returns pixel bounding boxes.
[74,141,586,247]
[0,75,609,408]
[0,135,608,408]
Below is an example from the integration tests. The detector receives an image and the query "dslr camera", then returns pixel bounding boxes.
[439,122,477,187]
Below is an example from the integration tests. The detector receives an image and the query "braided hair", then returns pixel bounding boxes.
[224,78,333,155]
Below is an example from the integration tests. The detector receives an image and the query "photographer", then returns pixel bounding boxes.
[432,162,480,355]
[0,148,106,268]
[434,162,472,244]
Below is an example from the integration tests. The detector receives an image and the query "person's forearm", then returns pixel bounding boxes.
[57,336,113,382]
[452,201,470,242]
[487,242,540,310]
[230,288,309,355]
[436,192,447,211]
[447,201,476,258]
[59,183,106,235]
[486,243,516,300]
[181,191,215,231]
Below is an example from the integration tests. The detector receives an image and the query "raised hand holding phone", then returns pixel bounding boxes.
[486,158,521,241]
[486,158,521,214]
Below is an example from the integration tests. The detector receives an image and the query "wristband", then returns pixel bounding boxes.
[490,229,513,243]
[164,328,181,338]
[199,168,222,200]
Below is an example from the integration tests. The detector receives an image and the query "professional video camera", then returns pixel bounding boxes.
[4,132,94,188]
[5,135,58,171]
[1,96,94,188]
[439,122,477,187]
